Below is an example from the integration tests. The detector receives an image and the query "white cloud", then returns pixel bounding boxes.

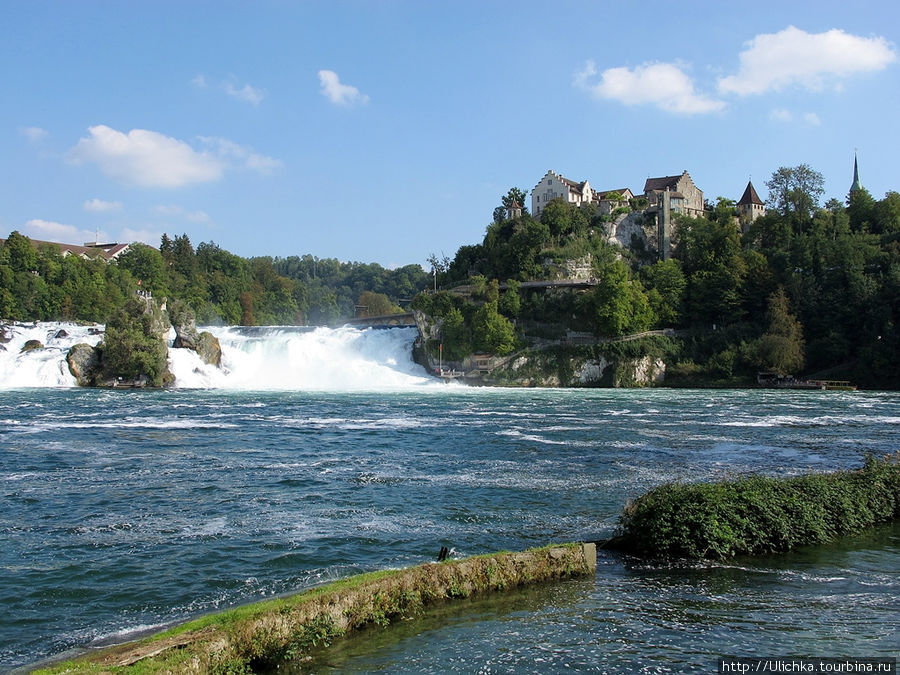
[21,126,49,142]
[719,26,897,95]
[193,73,266,105]
[69,125,224,188]
[769,109,822,126]
[770,108,793,122]
[197,136,284,174]
[574,60,725,114]
[24,218,104,244]
[68,125,281,187]
[225,82,265,105]
[83,198,123,213]
[318,70,369,106]
[155,204,211,223]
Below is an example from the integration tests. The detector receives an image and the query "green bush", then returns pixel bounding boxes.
[612,455,900,559]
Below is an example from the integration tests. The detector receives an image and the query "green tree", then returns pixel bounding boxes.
[847,187,877,233]
[753,287,805,376]
[117,244,169,296]
[471,299,516,355]
[765,164,825,230]
[640,259,685,327]
[583,259,654,336]
[678,215,746,324]
[498,279,521,319]
[356,290,400,317]
[540,198,573,244]
[439,307,471,360]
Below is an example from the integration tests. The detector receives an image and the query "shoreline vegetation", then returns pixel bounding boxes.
[606,455,900,560]
[33,543,596,674]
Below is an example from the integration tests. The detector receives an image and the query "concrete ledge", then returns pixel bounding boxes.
[35,542,596,673]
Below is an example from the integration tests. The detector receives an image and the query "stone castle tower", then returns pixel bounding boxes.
[737,180,765,231]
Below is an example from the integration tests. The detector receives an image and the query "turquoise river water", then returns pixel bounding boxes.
[0,325,897,672]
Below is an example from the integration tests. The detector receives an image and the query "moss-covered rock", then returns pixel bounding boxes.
[20,339,44,353]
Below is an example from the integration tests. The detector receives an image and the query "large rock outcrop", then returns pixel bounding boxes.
[66,343,101,386]
[67,296,174,388]
[168,299,222,367]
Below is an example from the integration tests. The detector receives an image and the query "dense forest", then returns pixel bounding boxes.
[0,232,430,327]
[2,163,898,387]
[414,165,900,388]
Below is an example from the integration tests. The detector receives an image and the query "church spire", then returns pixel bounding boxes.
[850,151,862,194]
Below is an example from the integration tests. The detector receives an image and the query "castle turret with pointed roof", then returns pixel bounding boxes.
[849,152,862,195]
[737,179,765,230]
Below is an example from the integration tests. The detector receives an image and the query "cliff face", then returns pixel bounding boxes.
[489,350,665,388]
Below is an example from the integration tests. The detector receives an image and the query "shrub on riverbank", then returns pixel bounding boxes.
[611,455,900,560]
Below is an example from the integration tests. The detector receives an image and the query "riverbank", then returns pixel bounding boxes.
[34,543,596,673]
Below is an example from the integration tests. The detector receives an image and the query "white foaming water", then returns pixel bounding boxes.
[171,325,437,391]
[0,322,436,391]
[0,322,104,388]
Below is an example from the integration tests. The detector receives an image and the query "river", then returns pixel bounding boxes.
[0,323,897,672]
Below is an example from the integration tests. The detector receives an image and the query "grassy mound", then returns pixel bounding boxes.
[611,455,900,560]
[35,543,596,673]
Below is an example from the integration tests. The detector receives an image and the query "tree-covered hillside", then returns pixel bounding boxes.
[0,232,429,327]
[416,166,900,388]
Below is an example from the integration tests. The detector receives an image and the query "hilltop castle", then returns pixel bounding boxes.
[529,169,776,259]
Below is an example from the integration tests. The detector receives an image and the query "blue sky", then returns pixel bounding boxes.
[3,1,899,269]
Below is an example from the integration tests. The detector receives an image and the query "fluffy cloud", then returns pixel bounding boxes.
[719,26,897,95]
[318,70,369,106]
[24,219,104,244]
[69,125,281,188]
[69,125,224,188]
[83,198,123,213]
[574,60,725,114]
[21,126,48,142]
[155,204,211,223]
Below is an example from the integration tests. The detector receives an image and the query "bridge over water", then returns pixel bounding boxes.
[338,312,416,328]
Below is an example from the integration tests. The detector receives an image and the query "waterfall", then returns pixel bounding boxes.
[0,323,437,391]
[0,323,104,388]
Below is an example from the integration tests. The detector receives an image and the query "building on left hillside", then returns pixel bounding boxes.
[0,236,131,262]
